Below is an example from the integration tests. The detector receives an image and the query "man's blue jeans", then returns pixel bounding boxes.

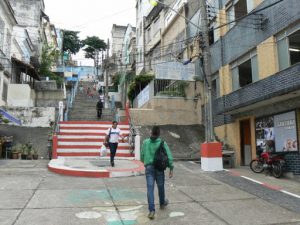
[108,143,118,163]
[145,165,165,212]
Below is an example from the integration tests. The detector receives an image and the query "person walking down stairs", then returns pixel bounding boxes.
[105,121,125,167]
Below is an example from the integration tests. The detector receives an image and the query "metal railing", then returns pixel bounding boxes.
[154,79,186,97]
[64,80,79,121]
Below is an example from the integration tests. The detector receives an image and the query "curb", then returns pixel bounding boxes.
[225,169,300,199]
[48,159,144,178]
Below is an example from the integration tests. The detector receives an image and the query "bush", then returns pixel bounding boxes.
[127,74,154,101]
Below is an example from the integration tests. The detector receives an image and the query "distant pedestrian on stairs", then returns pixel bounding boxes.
[105,121,125,167]
[99,90,105,106]
[96,100,103,118]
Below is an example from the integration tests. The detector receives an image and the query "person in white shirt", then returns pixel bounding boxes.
[105,121,124,167]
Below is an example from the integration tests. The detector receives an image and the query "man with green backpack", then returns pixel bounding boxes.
[141,126,174,220]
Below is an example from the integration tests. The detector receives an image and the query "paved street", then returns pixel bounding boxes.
[1,160,300,225]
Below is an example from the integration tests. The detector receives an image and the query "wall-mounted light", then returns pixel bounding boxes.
[289,48,300,52]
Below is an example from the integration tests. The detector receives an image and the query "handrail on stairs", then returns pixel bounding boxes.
[64,80,79,121]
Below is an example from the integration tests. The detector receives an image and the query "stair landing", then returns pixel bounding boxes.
[48,120,143,178]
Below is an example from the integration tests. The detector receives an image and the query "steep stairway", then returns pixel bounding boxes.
[48,82,144,178]
[69,81,113,121]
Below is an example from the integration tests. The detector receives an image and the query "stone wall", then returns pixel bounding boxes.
[130,97,202,125]
[3,106,55,127]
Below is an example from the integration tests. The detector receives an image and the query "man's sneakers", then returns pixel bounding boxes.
[160,199,169,209]
[148,211,155,220]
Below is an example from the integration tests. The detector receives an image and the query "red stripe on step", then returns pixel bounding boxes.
[59,121,129,125]
[58,138,104,142]
[57,152,133,157]
[57,145,132,150]
[58,133,106,136]
[59,127,130,130]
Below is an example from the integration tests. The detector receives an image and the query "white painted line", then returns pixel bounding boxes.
[189,161,196,164]
[240,176,263,184]
[280,190,300,199]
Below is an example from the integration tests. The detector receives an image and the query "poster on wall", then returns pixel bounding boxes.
[255,116,274,152]
[274,111,298,152]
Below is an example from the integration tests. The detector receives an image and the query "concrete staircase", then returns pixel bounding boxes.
[69,81,113,121]
[56,121,133,158]
[47,82,144,178]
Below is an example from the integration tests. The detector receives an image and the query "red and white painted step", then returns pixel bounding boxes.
[52,121,134,159]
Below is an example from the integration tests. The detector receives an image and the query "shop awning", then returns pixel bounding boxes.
[11,57,40,81]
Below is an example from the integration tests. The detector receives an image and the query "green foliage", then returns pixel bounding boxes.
[82,36,107,59]
[127,74,154,101]
[0,113,9,124]
[62,30,82,55]
[39,45,63,85]
[112,72,122,87]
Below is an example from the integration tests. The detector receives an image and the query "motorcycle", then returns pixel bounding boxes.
[250,148,285,178]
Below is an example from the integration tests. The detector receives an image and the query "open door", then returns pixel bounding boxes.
[240,119,251,166]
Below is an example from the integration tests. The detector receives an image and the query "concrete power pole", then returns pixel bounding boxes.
[199,0,222,172]
[105,39,110,99]
[199,0,214,142]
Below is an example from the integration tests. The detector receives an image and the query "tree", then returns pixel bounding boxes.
[39,45,63,86]
[82,36,107,78]
[62,30,82,55]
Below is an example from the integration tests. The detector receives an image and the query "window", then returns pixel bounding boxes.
[153,17,160,36]
[0,18,4,51]
[231,50,258,91]
[277,28,300,70]
[5,29,12,57]
[2,82,7,102]
[139,23,142,37]
[209,21,220,44]
[226,0,254,30]
[212,74,220,99]
[146,27,151,43]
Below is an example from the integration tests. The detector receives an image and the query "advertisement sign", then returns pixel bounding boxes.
[274,111,298,152]
[255,111,298,153]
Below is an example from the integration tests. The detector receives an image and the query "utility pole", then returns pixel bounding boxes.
[96,50,99,80]
[199,0,214,142]
[199,0,222,172]
[105,39,110,99]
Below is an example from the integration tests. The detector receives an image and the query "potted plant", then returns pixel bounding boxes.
[25,142,33,160]
[32,147,39,160]
[11,144,22,159]
[21,144,28,160]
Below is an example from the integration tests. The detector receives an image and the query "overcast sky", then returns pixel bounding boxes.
[44,0,136,66]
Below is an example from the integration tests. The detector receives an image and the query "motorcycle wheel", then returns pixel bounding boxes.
[272,162,283,178]
[250,159,264,173]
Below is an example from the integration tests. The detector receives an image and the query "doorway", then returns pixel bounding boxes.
[240,119,252,166]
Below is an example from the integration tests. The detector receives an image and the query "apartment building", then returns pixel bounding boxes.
[211,0,300,174]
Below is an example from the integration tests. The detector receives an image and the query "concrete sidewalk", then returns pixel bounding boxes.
[1,160,300,225]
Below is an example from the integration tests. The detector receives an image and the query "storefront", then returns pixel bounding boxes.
[255,110,300,174]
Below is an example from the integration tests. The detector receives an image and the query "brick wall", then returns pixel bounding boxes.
[285,153,300,175]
